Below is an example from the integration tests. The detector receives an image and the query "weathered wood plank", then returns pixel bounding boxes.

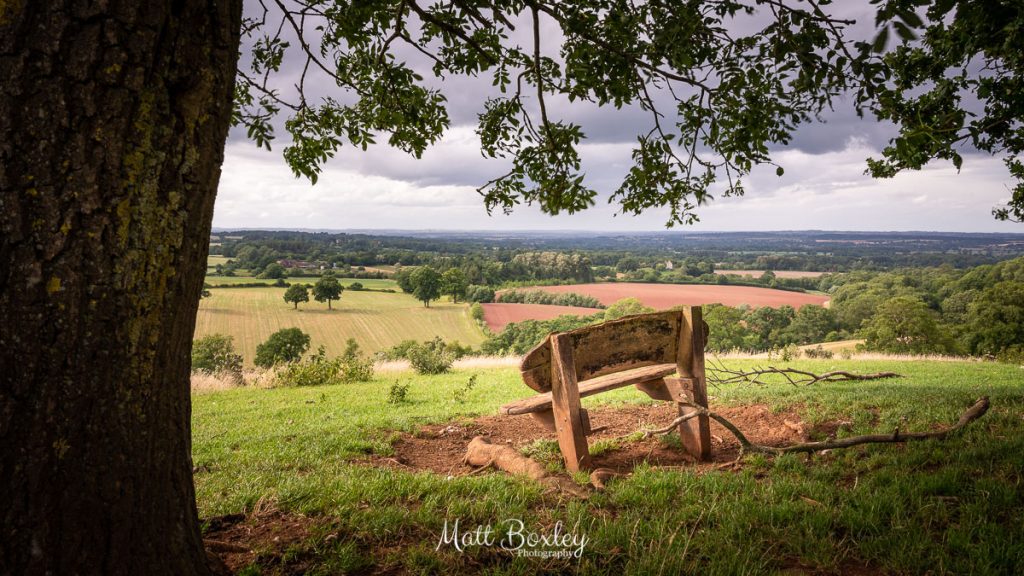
[501,363,679,415]
[677,306,712,460]
[518,310,682,393]
[549,333,591,472]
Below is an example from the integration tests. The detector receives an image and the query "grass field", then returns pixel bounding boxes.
[193,359,1024,574]
[207,255,232,267]
[195,286,484,362]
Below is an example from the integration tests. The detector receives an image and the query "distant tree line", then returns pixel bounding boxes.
[480,257,1024,362]
[208,231,1023,296]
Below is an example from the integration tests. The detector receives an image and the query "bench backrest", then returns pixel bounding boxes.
[520,309,699,392]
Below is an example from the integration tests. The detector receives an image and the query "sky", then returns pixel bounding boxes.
[213,2,1022,233]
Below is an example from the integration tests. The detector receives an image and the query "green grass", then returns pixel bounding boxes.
[193,359,1024,574]
[195,286,483,363]
[207,255,232,267]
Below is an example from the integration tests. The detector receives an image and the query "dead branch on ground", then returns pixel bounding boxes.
[706,360,900,388]
[644,397,990,455]
[463,436,595,495]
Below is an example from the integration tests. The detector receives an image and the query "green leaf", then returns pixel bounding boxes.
[872,26,890,53]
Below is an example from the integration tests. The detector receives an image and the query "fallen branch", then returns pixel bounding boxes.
[463,436,548,480]
[707,364,900,387]
[463,436,615,494]
[645,397,990,455]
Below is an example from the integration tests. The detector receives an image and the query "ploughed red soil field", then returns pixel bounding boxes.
[715,269,826,279]
[481,303,602,332]
[524,283,829,311]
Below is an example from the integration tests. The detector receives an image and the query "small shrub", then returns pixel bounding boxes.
[274,341,373,387]
[470,302,484,322]
[840,348,853,360]
[444,340,474,360]
[804,345,834,359]
[348,282,364,291]
[191,334,243,379]
[451,374,477,404]
[255,328,311,367]
[996,345,1024,365]
[407,337,455,374]
[780,344,801,362]
[339,338,374,382]
[388,381,410,405]
[276,346,339,387]
[376,339,419,361]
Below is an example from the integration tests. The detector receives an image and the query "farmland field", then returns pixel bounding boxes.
[206,255,232,267]
[480,302,602,332]
[204,275,398,289]
[192,359,1024,574]
[195,286,484,363]
[715,269,828,279]
[524,282,829,309]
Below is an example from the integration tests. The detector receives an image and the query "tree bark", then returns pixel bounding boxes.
[0,1,242,574]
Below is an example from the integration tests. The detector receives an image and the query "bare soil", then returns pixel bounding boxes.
[521,283,829,310]
[378,402,818,476]
[480,302,603,332]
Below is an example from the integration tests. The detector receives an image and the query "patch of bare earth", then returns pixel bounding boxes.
[203,509,323,575]
[376,402,813,476]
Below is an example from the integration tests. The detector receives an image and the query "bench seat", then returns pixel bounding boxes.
[500,363,679,416]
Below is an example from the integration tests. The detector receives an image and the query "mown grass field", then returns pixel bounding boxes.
[194,285,484,363]
[192,359,1024,575]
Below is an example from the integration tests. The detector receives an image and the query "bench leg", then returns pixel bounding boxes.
[678,308,712,461]
[550,333,591,472]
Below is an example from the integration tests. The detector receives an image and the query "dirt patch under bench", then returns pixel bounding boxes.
[374,402,821,477]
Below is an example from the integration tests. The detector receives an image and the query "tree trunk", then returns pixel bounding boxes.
[0,2,242,575]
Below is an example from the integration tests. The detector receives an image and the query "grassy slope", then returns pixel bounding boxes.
[193,359,1024,575]
[194,286,484,362]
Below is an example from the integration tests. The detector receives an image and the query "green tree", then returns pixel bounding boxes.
[258,262,287,279]
[964,282,1024,356]
[703,304,753,352]
[395,268,416,294]
[410,266,442,308]
[859,297,955,355]
[744,305,796,350]
[190,334,243,376]
[254,328,312,368]
[312,275,344,310]
[779,305,838,346]
[284,284,310,309]
[441,268,469,303]
[866,1,1024,222]
[603,297,655,321]
[6,2,1019,572]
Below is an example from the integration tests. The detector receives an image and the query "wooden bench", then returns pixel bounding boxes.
[499,307,712,472]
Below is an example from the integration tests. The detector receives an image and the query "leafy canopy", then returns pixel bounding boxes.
[312,274,343,307]
[410,266,442,306]
[284,283,310,308]
[255,327,312,367]
[237,1,1023,225]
